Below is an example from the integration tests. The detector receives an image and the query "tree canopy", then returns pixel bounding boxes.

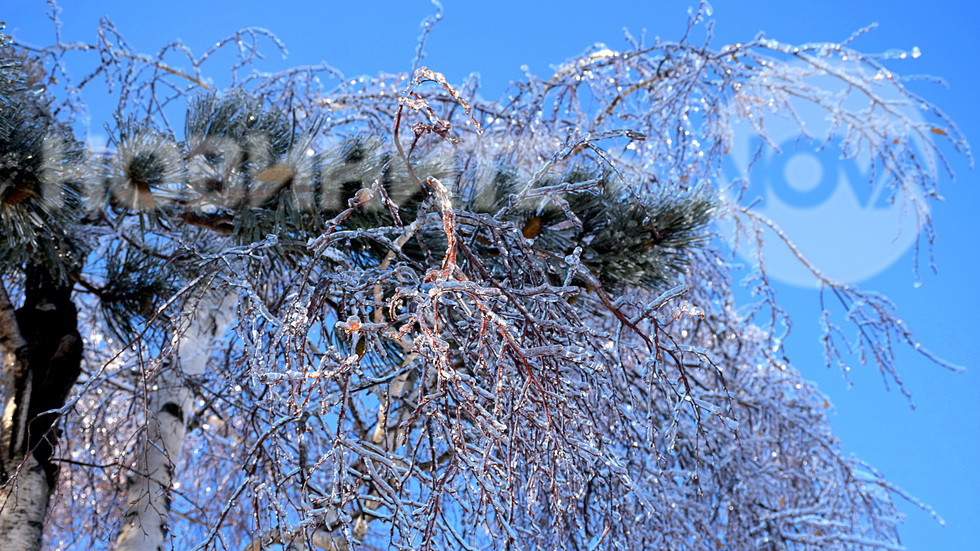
[0,4,970,550]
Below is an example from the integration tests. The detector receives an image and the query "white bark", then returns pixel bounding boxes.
[114,365,191,551]
[0,284,49,551]
[0,455,50,551]
[116,291,237,551]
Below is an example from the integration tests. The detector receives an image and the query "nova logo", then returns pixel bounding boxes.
[721,63,934,288]
[734,136,894,211]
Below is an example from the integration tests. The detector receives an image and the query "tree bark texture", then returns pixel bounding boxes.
[114,365,191,551]
[0,273,82,551]
[115,291,237,551]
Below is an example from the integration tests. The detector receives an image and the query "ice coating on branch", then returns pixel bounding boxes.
[1,6,967,550]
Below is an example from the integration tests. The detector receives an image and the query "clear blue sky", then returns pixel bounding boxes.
[5,1,978,549]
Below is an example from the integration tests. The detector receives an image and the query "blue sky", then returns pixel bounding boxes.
[5,1,978,549]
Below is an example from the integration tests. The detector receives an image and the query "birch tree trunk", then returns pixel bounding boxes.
[114,364,192,551]
[0,275,82,551]
[116,291,237,551]
[0,283,45,551]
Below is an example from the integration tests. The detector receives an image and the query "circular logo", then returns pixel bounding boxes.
[720,61,935,287]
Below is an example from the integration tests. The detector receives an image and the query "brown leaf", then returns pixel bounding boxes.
[522,216,544,239]
[3,187,37,206]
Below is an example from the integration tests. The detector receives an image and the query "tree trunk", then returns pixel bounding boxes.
[0,454,50,551]
[115,364,191,551]
[0,273,82,551]
[116,291,237,551]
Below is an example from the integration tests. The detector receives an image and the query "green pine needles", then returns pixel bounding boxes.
[0,36,84,284]
[84,88,716,338]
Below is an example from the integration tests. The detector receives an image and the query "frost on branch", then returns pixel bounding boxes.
[0,6,968,551]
